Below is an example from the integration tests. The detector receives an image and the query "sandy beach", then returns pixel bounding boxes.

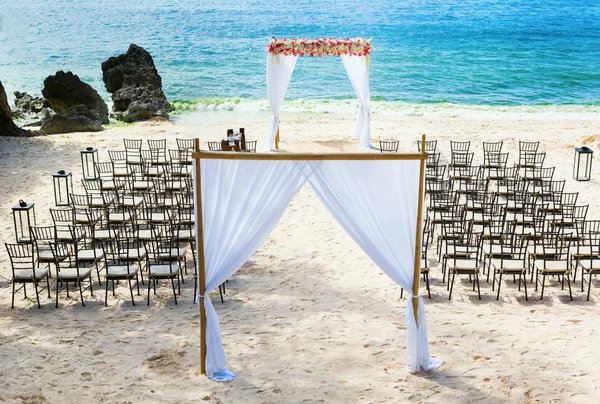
[1,111,600,403]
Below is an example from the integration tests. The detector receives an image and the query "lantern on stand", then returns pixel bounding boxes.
[12,200,36,243]
[573,147,593,181]
[80,147,99,180]
[52,170,73,206]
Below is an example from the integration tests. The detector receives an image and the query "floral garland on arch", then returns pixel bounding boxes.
[268,37,371,60]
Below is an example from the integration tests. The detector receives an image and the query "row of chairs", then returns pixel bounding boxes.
[421,139,599,301]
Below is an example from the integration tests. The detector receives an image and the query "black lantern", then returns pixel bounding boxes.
[52,170,73,206]
[573,147,593,181]
[80,147,99,180]
[12,200,36,243]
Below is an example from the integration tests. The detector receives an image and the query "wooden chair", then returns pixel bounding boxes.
[446,221,482,300]
[51,239,94,308]
[5,243,51,309]
[417,140,437,155]
[30,225,70,277]
[492,234,529,300]
[578,229,600,300]
[104,236,142,306]
[379,140,399,153]
[207,141,222,151]
[147,227,182,305]
[242,140,257,153]
[534,233,573,301]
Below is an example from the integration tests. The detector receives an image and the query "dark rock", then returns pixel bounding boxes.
[101,44,170,122]
[65,104,101,121]
[0,80,34,136]
[40,115,103,134]
[13,91,50,114]
[12,91,55,127]
[42,71,109,124]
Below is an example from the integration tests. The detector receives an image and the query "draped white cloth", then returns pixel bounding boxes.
[265,54,297,151]
[306,160,441,372]
[197,159,308,380]
[341,55,372,149]
[195,158,440,381]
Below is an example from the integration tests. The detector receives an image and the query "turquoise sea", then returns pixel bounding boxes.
[1,0,599,116]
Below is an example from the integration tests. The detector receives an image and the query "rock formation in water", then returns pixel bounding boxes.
[0,80,33,136]
[101,43,170,122]
[42,71,109,124]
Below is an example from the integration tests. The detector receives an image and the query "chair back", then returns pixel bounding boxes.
[417,140,437,154]
[379,140,399,153]
[5,243,36,277]
[207,141,222,151]
[450,140,470,154]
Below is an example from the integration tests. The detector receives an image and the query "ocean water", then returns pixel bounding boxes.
[1,0,599,117]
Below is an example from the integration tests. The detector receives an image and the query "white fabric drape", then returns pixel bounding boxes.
[197,159,308,381]
[195,158,440,381]
[265,54,298,151]
[307,160,441,372]
[341,55,372,149]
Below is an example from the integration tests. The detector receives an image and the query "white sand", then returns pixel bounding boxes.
[1,111,600,403]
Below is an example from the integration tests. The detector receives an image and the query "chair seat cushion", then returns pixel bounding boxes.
[534,259,569,273]
[119,249,147,260]
[14,268,49,280]
[93,229,115,240]
[451,259,480,272]
[149,264,181,277]
[38,250,69,262]
[107,265,139,276]
[78,249,105,260]
[493,260,526,272]
[158,247,187,259]
[109,212,132,223]
[57,267,93,280]
[579,259,600,273]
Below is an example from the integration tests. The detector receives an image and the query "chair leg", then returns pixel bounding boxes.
[587,272,593,301]
[55,278,60,309]
[171,278,178,305]
[540,274,546,300]
[46,275,51,298]
[400,288,404,299]
[128,278,135,306]
[147,276,152,306]
[112,279,116,296]
[426,273,431,299]
[449,272,456,300]
[523,273,528,301]
[136,274,140,295]
[89,275,94,297]
[566,272,573,301]
[78,279,85,307]
[496,272,502,300]
[11,281,16,309]
[104,278,109,306]
[581,269,585,292]
[34,281,41,309]
[219,285,224,303]
[475,272,481,300]
[24,282,27,298]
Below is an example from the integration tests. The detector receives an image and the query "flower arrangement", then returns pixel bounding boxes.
[267,37,371,59]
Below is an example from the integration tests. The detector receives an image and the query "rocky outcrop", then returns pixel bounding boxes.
[101,44,170,122]
[42,71,109,124]
[40,115,103,134]
[0,80,33,136]
[12,91,54,127]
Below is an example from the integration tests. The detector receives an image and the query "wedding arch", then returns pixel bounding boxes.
[264,37,373,151]
[192,136,442,381]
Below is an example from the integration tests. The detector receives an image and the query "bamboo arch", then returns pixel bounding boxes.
[192,135,427,375]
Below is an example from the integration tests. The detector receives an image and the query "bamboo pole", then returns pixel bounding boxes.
[195,138,207,375]
[411,134,427,326]
[275,125,280,150]
[192,151,427,161]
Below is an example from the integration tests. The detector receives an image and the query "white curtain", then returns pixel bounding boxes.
[265,54,298,151]
[197,159,308,381]
[341,55,372,149]
[307,160,441,372]
[194,158,440,381]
